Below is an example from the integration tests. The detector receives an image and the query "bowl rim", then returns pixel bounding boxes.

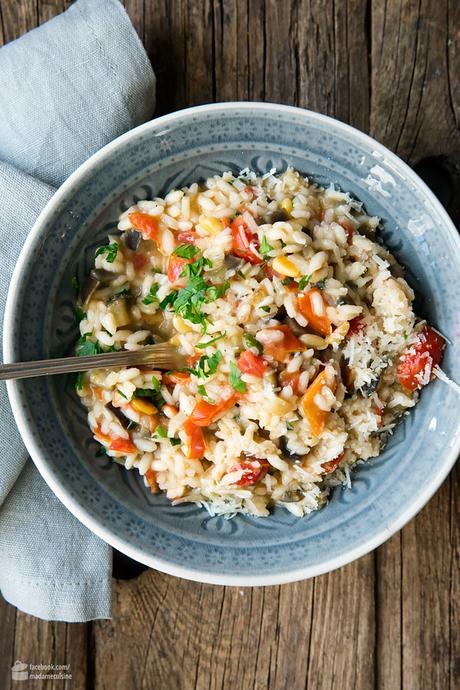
[4,101,460,585]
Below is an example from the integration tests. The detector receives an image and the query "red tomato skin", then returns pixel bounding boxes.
[397,326,445,391]
[183,420,206,459]
[321,452,344,474]
[167,254,191,285]
[230,216,263,264]
[237,351,267,377]
[129,212,159,241]
[109,436,137,454]
[348,316,365,336]
[231,459,270,486]
[176,230,198,245]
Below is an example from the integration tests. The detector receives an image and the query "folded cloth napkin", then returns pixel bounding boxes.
[0,0,155,621]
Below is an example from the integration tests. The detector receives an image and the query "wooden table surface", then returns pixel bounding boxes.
[1,1,459,688]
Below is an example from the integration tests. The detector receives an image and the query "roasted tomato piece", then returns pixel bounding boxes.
[109,436,137,454]
[183,420,206,459]
[300,369,336,436]
[229,458,270,486]
[129,212,159,241]
[230,215,262,264]
[167,254,192,285]
[347,316,365,336]
[397,325,445,391]
[297,288,332,337]
[321,452,344,474]
[237,350,267,377]
[189,395,238,427]
[262,325,306,361]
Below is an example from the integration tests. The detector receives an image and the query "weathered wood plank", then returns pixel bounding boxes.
[305,555,376,690]
[371,4,459,690]
[38,1,71,25]
[376,534,402,690]
[0,0,37,42]
[0,598,16,690]
[12,612,88,690]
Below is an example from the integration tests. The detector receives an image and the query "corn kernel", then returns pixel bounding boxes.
[272,255,301,277]
[131,398,158,415]
[280,198,293,214]
[172,315,191,333]
[199,215,224,235]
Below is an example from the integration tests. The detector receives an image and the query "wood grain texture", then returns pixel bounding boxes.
[0,1,458,689]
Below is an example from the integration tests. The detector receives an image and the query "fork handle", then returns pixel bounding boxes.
[0,345,182,381]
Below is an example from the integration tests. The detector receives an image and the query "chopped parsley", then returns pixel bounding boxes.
[243,333,263,354]
[196,332,227,349]
[173,243,200,259]
[156,425,167,438]
[286,422,294,431]
[180,256,213,279]
[142,282,160,305]
[108,286,130,301]
[186,351,223,379]
[75,372,84,390]
[170,437,181,446]
[259,235,273,257]
[117,389,127,400]
[75,307,86,323]
[95,242,119,263]
[282,277,294,286]
[298,274,312,290]
[229,361,247,393]
[197,384,215,403]
[151,375,161,391]
[159,275,229,333]
[75,335,104,357]
[134,388,165,409]
[260,305,271,313]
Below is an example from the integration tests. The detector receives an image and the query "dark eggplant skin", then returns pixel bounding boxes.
[278,436,305,463]
[124,230,142,251]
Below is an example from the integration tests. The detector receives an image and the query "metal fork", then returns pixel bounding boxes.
[0,344,187,381]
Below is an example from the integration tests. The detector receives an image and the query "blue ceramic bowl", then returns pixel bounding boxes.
[4,103,460,584]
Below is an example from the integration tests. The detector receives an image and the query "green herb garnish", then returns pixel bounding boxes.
[75,335,104,357]
[260,305,271,313]
[180,256,213,279]
[259,235,273,257]
[187,351,223,379]
[243,333,263,354]
[156,425,167,438]
[298,274,312,290]
[134,388,165,410]
[151,375,161,391]
[173,243,200,259]
[75,307,87,323]
[75,372,84,390]
[71,276,79,290]
[95,242,119,263]
[170,437,181,446]
[282,277,294,286]
[117,389,127,400]
[196,332,227,349]
[286,422,294,431]
[229,361,247,393]
[197,384,215,403]
[142,282,160,305]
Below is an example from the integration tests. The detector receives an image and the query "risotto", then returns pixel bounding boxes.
[75,168,445,517]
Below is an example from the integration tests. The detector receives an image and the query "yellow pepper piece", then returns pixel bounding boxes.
[131,398,158,415]
[280,198,293,214]
[272,255,301,277]
[199,216,224,235]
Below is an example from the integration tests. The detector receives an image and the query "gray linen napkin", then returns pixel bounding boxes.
[0,0,155,621]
